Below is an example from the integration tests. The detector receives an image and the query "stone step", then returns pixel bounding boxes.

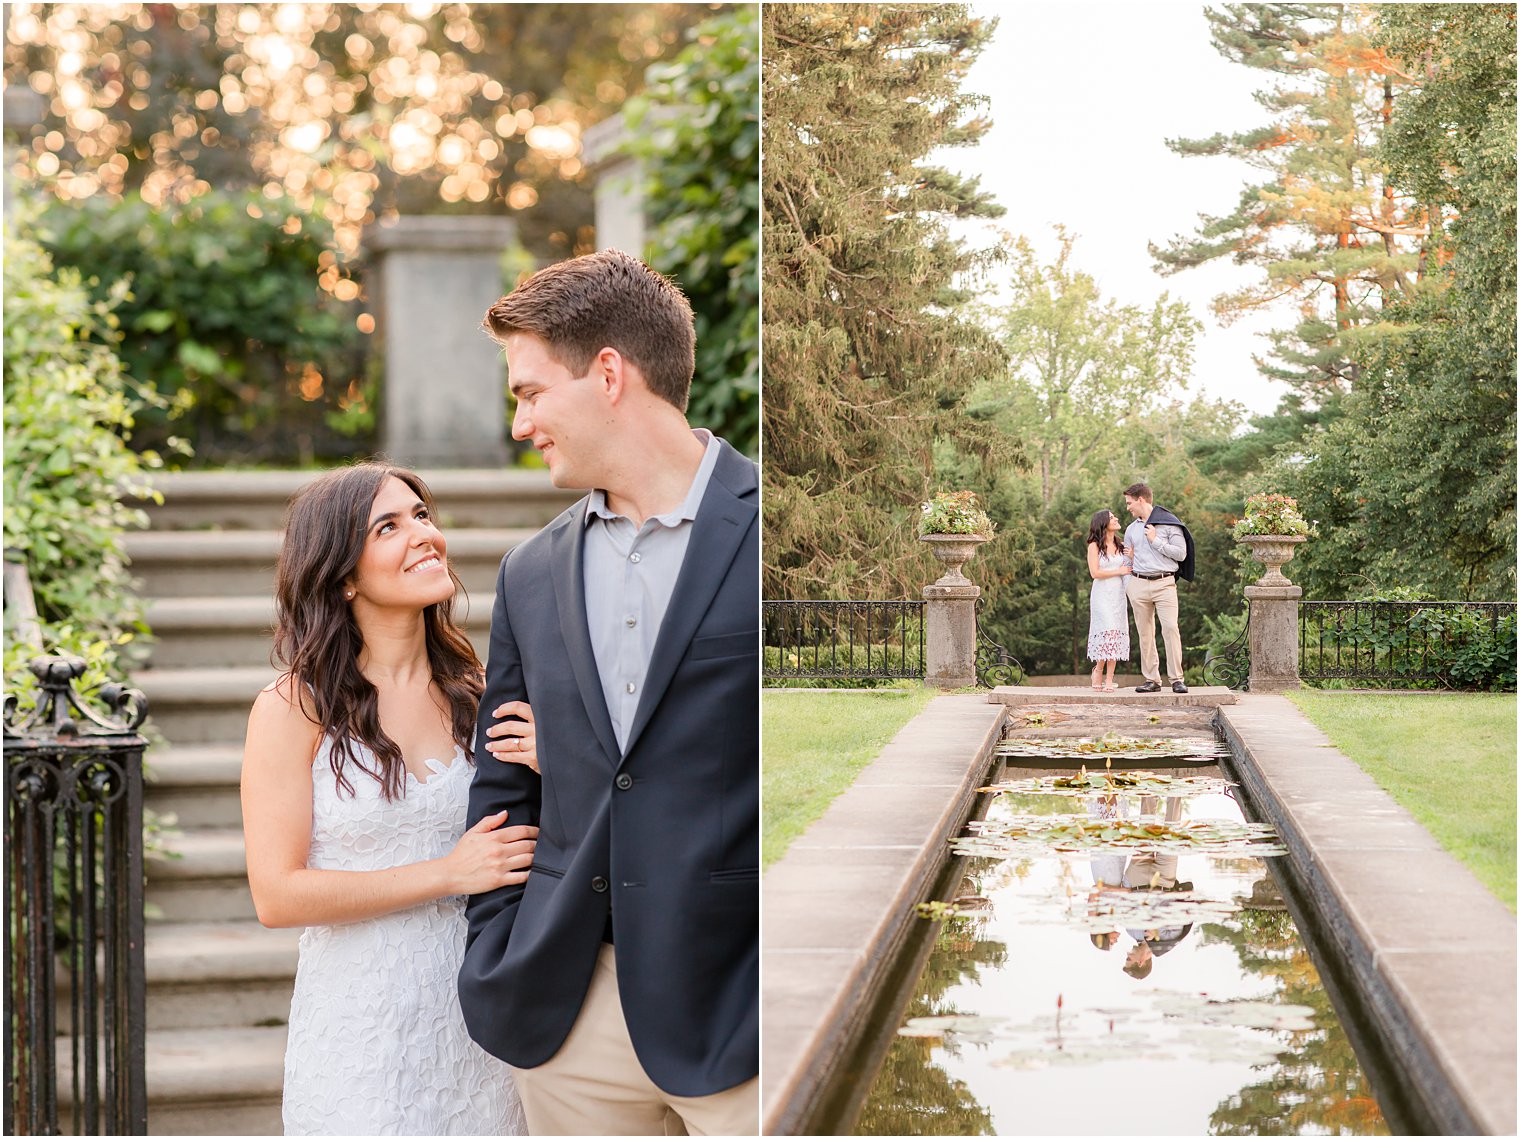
[141,595,494,669]
[58,920,299,1032]
[147,828,254,923]
[61,1024,286,1134]
[146,744,246,829]
[125,527,528,600]
[135,467,579,531]
[143,920,299,1031]
[133,666,274,747]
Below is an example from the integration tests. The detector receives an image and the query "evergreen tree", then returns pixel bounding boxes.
[1151,4,1425,397]
[1270,3,1517,599]
[762,3,1012,600]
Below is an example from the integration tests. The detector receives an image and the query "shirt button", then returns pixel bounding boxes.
[625,682,636,694]
[625,616,637,628]
[629,552,642,564]
[591,876,609,893]
[615,773,633,790]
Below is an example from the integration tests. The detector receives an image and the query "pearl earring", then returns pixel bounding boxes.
[344,589,355,600]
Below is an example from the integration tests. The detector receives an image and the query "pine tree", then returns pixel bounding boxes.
[1150,4,1425,397]
[762,3,1012,599]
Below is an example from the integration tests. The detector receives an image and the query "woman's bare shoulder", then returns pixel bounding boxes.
[247,675,321,755]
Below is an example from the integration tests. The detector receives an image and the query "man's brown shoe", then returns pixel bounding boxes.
[1171,680,1189,694]
[1134,681,1162,693]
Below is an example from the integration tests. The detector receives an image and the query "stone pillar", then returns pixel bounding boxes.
[581,112,645,255]
[365,216,517,468]
[924,579,979,689]
[3,87,45,217]
[1245,582,1301,693]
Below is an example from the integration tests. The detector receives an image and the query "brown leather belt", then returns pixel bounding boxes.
[1132,572,1174,580]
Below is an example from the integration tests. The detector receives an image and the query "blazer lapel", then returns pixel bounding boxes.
[549,510,621,767]
[620,444,757,760]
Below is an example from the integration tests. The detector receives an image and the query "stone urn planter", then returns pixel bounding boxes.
[919,533,990,586]
[1237,534,1306,587]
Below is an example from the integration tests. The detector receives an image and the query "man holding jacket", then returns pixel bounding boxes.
[1121,482,1195,694]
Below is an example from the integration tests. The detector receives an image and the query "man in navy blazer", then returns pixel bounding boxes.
[459,250,758,1135]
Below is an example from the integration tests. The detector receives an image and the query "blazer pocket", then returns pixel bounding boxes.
[709,866,758,883]
[531,863,565,879]
[690,630,758,661]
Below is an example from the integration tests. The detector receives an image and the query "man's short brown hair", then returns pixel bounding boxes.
[1124,483,1153,503]
[482,249,696,411]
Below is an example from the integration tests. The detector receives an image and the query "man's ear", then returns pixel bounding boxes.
[594,346,627,404]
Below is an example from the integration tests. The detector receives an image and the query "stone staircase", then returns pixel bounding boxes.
[121,468,577,1134]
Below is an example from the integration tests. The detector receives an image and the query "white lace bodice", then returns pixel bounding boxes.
[281,736,524,1136]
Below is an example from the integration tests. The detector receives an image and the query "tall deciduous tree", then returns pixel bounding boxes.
[1151,4,1425,396]
[763,2,1012,599]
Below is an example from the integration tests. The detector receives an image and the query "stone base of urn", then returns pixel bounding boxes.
[919,533,989,689]
[1239,533,1306,693]
[1244,582,1301,693]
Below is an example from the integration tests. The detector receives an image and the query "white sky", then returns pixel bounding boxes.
[942,2,1298,417]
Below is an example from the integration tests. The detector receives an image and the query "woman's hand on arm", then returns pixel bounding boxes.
[241,679,537,929]
[484,699,537,774]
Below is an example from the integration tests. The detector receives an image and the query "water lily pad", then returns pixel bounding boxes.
[981,771,1236,798]
[897,1014,1007,1038]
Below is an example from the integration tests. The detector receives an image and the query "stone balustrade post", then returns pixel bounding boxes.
[1244,582,1301,692]
[923,579,979,689]
[364,216,517,468]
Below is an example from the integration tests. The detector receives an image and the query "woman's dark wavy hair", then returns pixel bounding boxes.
[1086,509,1122,555]
[272,462,482,800]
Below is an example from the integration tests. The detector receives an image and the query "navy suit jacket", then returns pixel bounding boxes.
[458,439,759,1098]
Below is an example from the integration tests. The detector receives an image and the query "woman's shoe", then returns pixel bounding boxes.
[1090,667,1103,691]
[1103,681,1117,693]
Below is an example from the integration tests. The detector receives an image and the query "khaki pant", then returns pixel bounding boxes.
[1125,575,1184,683]
[508,945,758,1136]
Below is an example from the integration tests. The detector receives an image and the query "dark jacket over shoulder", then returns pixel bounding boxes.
[458,439,759,1098]
[1148,505,1195,582]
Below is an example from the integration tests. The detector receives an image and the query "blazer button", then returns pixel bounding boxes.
[615,773,633,790]
[591,876,609,893]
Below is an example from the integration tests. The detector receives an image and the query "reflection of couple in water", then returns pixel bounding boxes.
[1086,794,1194,978]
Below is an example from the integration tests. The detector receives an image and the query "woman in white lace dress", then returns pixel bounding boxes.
[241,463,535,1136]
[1086,508,1133,692]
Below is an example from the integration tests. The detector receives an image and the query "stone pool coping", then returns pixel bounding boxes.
[760,692,1006,1136]
[1218,695,1517,1136]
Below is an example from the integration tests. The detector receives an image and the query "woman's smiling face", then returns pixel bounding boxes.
[346,476,454,613]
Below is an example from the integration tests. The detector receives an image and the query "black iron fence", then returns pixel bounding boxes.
[4,656,149,1136]
[763,600,926,681]
[1299,601,1516,689]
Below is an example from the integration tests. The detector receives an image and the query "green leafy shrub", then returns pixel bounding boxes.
[37,190,366,465]
[3,224,161,701]
[625,5,759,454]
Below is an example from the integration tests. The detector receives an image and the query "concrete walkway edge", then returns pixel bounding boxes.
[1218,696,1516,1136]
[761,694,1007,1136]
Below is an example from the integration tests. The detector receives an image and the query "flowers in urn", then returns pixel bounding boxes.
[1232,494,1312,539]
[917,490,993,586]
[1233,494,1311,587]
[917,490,995,538]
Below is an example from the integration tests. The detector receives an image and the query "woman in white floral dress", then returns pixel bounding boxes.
[1085,509,1133,692]
[241,464,536,1135]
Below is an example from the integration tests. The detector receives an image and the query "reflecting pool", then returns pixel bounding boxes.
[852,752,1389,1137]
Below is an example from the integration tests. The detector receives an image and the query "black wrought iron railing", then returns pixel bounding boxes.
[4,656,149,1136]
[1299,600,1516,689]
[763,600,925,681]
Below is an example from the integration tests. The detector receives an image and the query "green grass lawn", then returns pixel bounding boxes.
[1286,690,1517,909]
[762,686,937,867]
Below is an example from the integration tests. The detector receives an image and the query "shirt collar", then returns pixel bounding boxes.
[584,429,720,528]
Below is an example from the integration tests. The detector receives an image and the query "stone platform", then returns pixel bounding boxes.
[987,684,1238,708]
